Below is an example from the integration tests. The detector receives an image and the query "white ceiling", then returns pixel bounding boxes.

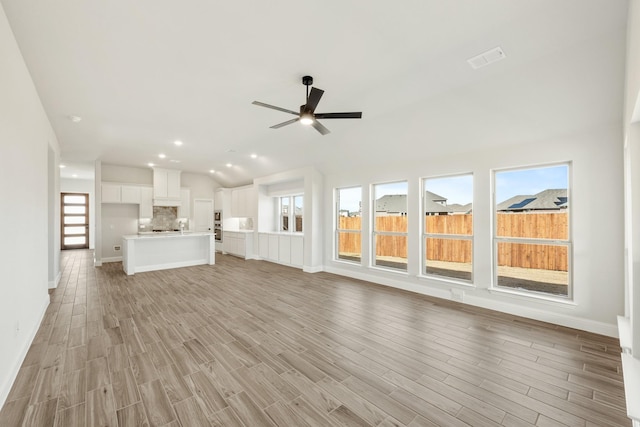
[1,0,628,187]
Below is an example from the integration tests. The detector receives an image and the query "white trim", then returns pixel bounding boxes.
[101,256,123,263]
[48,270,62,289]
[0,292,49,409]
[303,265,324,273]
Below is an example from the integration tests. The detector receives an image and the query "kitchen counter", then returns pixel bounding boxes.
[122,232,215,275]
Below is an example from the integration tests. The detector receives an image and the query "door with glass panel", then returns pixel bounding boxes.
[61,193,89,250]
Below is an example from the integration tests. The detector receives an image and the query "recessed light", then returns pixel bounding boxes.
[158,153,166,159]
[68,115,82,123]
[147,163,155,167]
[174,140,183,146]
[226,163,232,168]
[59,164,66,168]
[209,169,216,174]
[72,174,78,178]
[250,153,258,159]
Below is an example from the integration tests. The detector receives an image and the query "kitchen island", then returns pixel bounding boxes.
[122,232,215,275]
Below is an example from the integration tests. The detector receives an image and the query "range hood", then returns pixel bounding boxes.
[153,198,181,207]
[153,167,181,206]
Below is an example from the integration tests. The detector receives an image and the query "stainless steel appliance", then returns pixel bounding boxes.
[214,210,222,242]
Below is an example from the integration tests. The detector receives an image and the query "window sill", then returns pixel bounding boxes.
[489,286,576,307]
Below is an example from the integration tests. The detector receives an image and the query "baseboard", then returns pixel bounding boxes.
[0,292,50,409]
[303,265,325,273]
[325,264,618,338]
[101,256,123,263]
[48,270,62,289]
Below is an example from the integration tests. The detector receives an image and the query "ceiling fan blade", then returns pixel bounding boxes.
[270,118,299,129]
[252,101,299,116]
[311,120,330,135]
[314,112,362,119]
[304,87,324,113]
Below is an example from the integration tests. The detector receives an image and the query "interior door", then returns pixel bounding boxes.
[61,193,89,250]
[193,199,214,232]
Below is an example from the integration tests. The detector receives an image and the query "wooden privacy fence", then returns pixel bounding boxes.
[338,213,568,271]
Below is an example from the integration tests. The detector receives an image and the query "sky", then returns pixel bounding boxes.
[337,164,568,212]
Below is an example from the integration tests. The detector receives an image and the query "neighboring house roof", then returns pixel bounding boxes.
[376,194,407,214]
[448,203,472,214]
[375,193,473,214]
[425,191,447,203]
[497,189,568,211]
[425,199,451,214]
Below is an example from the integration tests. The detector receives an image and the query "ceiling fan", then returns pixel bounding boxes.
[252,76,362,135]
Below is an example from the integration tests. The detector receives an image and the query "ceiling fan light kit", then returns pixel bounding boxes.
[252,75,362,135]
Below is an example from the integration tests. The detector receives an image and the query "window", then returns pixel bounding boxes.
[493,164,571,298]
[372,181,408,271]
[423,174,473,282]
[279,195,303,232]
[336,186,362,263]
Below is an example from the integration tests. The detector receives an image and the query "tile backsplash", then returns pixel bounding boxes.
[138,206,189,231]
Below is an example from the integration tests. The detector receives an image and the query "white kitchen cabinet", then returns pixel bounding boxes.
[224,231,253,259]
[230,186,255,218]
[258,233,269,259]
[178,188,190,219]
[259,232,303,269]
[153,168,181,201]
[121,185,141,204]
[278,235,291,264]
[290,235,303,267]
[101,183,121,203]
[139,187,153,218]
[268,234,279,261]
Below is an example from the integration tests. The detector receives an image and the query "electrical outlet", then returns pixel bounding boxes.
[113,245,121,251]
[451,288,464,302]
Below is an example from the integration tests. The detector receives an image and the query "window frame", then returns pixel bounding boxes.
[335,186,363,264]
[278,194,303,233]
[492,162,573,301]
[421,173,474,284]
[371,180,409,272]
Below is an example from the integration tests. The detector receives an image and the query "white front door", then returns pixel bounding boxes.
[193,199,214,232]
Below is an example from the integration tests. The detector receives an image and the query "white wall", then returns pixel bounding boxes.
[624,0,640,355]
[102,163,153,185]
[181,172,220,226]
[101,204,138,261]
[324,124,624,336]
[61,177,96,249]
[0,3,59,406]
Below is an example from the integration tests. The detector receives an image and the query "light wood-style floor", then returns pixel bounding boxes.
[0,249,630,426]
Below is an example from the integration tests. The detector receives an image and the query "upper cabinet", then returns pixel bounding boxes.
[102,182,151,205]
[139,187,153,218]
[101,183,121,203]
[120,185,141,204]
[153,168,181,205]
[230,186,255,218]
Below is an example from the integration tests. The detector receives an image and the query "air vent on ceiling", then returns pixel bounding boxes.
[467,47,506,69]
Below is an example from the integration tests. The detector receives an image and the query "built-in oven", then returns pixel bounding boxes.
[213,210,222,242]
